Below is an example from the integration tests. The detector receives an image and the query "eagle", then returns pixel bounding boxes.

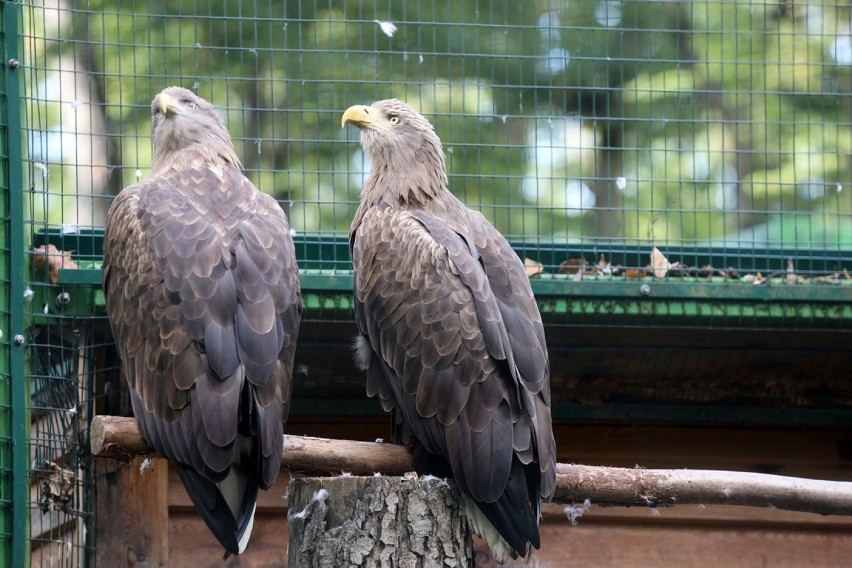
[342,99,556,561]
[103,87,301,556]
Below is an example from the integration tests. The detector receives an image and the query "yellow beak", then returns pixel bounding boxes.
[159,92,180,116]
[341,105,376,129]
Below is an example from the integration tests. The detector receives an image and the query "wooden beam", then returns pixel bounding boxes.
[90,415,852,517]
[95,455,169,566]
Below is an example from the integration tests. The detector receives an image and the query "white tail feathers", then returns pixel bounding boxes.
[218,434,256,554]
[462,495,514,564]
[237,501,256,554]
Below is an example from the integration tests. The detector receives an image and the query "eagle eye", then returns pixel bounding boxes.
[388,115,400,125]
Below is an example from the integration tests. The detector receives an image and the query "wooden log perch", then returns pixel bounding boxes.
[91,415,412,475]
[91,415,852,516]
[553,464,852,516]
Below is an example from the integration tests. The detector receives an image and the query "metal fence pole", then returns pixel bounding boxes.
[2,2,29,566]
[0,2,8,562]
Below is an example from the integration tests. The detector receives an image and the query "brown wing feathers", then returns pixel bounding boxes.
[345,99,556,561]
[103,87,300,556]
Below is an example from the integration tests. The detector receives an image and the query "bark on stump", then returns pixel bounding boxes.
[288,475,474,568]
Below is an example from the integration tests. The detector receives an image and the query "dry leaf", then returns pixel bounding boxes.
[625,268,646,279]
[38,461,75,514]
[784,258,802,285]
[32,245,78,285]
[697,265,714,278]
[741,272,766,285]
[557,258,587,275]
[650,247,670,279]
[524,258,544,278]
[813,273,840,284]
[596,255,613,276]
[667,262,688,277]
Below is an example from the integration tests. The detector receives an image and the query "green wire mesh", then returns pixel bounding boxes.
[20,2,852,263]
[11,1,852,565]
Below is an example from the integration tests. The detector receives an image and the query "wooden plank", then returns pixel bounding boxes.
[168,513,287,567]
[283,417,389,443]
[167,463,291,511]
[31,538,77,568]
[513,517,852,567]
[95,456,168,566]
[542,503,852,527]
[292,326,852,413]
[550,424,852,476]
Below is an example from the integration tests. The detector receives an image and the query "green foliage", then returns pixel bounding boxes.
[21,0,852,249]
[619,1,852,247]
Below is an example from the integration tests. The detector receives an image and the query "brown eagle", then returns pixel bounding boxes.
[103,87,301,556]
[342,99,556,561]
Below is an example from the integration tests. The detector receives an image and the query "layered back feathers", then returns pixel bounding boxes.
[103,86,301,556]
[344,99,556,561]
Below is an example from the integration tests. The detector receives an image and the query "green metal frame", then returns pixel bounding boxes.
[0,6,9,564]
[1,2,27,566]
[33,228,852,326]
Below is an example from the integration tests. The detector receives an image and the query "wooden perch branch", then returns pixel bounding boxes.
[90,415,852,516]
[90,415,412,475]
[553,464,852,516]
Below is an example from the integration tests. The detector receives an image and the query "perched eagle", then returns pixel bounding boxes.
[342,99,556,561]
[103,87,301,556]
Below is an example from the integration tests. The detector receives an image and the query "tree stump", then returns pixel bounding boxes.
[288,475,474,568]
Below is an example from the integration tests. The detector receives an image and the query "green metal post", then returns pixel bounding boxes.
[1,2,27,566]
[0,1,7,560]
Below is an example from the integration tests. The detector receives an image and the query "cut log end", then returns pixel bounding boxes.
[90,415,152,458]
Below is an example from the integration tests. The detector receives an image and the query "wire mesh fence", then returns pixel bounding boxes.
[21,2,852,264]
[7,0,852,565]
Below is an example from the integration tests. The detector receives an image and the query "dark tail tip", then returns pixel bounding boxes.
[176,465,259,557]
[476,458,541,558]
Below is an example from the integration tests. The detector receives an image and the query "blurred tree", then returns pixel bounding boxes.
[21,0,852,249]
[617,1,852,248]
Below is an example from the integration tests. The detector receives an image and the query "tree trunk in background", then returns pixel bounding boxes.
[288,476,474,568]
[35,2,116,227]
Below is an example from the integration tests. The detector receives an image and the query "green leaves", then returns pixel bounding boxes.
[24,1,852,248]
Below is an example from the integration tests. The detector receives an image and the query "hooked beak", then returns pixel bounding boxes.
[158,92,180,116]
[341,105,379,130]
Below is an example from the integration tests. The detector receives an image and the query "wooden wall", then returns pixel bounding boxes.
[95,417,852,567]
